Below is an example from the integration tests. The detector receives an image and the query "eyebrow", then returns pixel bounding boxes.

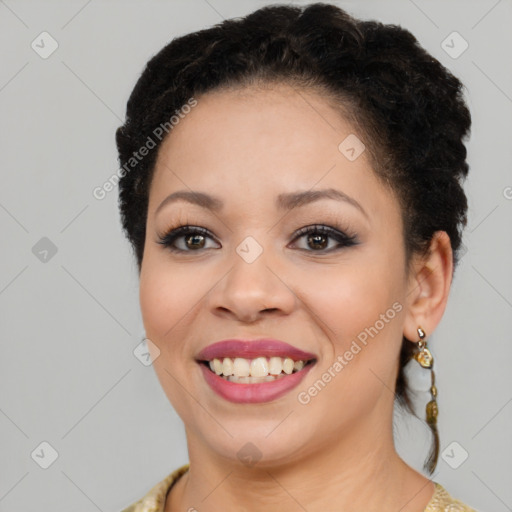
[155,187,368,218]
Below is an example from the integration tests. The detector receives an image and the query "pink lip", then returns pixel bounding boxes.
[195,339,317,362]
[198,362,315,403]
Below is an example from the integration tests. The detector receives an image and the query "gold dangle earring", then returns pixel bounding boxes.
[414,326,439,473]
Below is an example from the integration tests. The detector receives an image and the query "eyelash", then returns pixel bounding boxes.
[156,223,359,254]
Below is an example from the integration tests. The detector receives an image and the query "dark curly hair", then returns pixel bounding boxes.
[115,2,471,474]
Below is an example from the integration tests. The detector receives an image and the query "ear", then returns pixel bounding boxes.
[403,231,453,342]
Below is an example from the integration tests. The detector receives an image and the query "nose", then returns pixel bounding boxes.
[207,250,297,324]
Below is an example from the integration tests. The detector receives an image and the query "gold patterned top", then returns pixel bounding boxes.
[120,463,478,512]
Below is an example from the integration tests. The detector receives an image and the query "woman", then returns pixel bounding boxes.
[116,3,477,510]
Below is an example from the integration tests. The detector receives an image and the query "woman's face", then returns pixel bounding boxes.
[139,83,411,466]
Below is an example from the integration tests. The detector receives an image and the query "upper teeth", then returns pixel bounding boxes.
[208,357,306,377]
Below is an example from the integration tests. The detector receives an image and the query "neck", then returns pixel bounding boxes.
[166,418,434,512]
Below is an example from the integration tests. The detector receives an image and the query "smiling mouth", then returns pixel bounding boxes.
[198,356,317,383]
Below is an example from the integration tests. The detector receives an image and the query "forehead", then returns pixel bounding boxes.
[157,83,356,164]
[148,83,395,221]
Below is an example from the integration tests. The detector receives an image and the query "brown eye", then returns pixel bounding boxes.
[306,232,329,250]
[291,225,359,252]
[157,226,219,252]
[184,233,206,250]
[157,224,359,254]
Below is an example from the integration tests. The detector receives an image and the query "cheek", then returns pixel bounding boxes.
[294,264,404,426]
[297,249,405,382]
[138,257,200,352]
[300,256,401,336]
[138,259,203,422]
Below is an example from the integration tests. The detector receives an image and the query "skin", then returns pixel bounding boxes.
[138,83,453,512]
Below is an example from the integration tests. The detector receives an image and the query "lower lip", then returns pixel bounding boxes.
[198,362,315,404]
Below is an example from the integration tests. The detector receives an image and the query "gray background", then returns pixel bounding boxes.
[1,0,511,511]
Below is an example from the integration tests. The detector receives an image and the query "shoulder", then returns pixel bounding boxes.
[120,504,137,512]
[425,482,479,511]
[119,463,190,512]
